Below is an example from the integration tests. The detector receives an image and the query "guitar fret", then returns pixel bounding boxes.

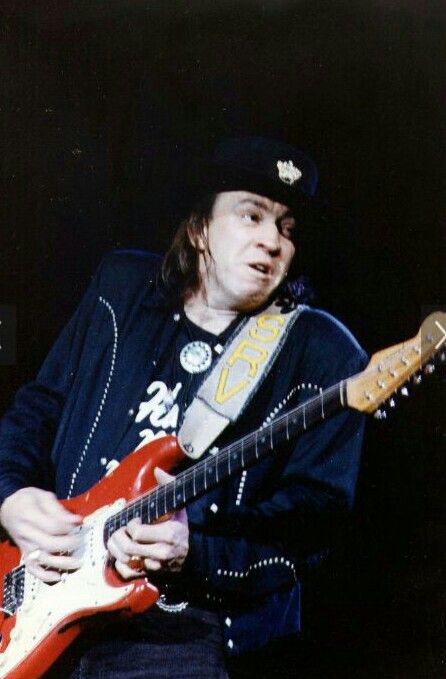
[149,496,156,522]
[103,379,346,546]
[209,459,215,485]
[154,490,161,520]
[174,480,182,506]
[184,474,195,503]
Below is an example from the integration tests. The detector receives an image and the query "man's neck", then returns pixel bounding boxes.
[183,294,239,335]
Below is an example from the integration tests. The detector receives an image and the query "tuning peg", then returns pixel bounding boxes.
[413,374,422,385]
[374,409,387,420]
[424,363,435,375]
[400,386,409,397]
[389,398,396,408]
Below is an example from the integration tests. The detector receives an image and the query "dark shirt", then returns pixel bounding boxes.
[0,249,368,654]
[118,312,241,459]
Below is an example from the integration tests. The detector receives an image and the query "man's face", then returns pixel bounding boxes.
[196,191,296,312]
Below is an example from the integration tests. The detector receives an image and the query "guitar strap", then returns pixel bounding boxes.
[178,299,306,459]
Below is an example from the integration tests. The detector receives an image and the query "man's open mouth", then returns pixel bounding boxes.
[248,263,271,275]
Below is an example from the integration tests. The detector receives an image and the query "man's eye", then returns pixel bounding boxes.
[280,221,296,239]
[241,211,260,223]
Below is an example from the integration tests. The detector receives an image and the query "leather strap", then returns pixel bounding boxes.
[178,300,305,459]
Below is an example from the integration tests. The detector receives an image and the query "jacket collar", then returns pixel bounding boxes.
[140,265,175,310]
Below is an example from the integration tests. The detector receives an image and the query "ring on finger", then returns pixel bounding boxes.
[26,549,42,563]
[127,555,145,571]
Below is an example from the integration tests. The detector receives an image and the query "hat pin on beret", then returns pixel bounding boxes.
[276,160,302,186]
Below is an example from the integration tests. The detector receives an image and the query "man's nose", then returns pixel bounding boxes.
[256,219,281,254]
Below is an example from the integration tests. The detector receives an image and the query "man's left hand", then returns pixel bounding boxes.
[107,467,189,579]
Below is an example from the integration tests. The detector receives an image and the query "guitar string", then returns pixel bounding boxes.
[105,336,427,533]
[2,564,25,613]
[104,382,342,531]
[5,337,426,583]
[110,341,418,527]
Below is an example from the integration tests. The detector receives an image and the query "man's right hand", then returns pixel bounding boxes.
[0,487,83,582]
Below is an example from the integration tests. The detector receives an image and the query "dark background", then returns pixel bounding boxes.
[1,1,445,677]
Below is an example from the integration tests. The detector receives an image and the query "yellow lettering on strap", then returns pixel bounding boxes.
[249,314,285,342]
[227,340,268,377]
[215,368,249,404]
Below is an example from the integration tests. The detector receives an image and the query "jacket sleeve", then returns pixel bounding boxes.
[185,314,368,599]
[0,261,105,505]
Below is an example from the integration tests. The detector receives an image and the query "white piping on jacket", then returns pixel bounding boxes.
[234,383,318,506]
[216,556,297,581]
[67,296,118,499]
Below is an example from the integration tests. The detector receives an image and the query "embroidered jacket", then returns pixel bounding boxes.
[0,250,367,655]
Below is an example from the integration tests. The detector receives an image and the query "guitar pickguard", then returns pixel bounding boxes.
[0,500,158,679]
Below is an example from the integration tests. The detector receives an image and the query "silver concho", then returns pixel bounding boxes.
[180,341,212,374]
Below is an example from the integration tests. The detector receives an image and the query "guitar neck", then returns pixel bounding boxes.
[103,380,346,541]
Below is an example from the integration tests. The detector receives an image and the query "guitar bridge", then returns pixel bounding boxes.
[2,565,25,615]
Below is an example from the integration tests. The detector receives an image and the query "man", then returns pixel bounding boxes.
[0,137,367,678]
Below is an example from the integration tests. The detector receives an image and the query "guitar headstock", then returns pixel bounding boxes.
[347,311,446,414]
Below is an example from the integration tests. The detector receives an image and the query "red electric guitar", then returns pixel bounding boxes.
[0,311,445,679]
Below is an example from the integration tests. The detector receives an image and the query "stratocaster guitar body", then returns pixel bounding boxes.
[0,436,185,679]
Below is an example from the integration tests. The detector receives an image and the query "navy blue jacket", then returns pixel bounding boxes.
[0,250,367,655]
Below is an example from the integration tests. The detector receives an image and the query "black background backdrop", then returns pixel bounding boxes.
[1,2,445,677]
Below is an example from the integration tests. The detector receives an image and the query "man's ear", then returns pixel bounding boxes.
[187,223,207,253]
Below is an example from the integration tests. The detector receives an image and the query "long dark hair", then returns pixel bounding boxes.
[161,192,314,305]
[161,193,217,301]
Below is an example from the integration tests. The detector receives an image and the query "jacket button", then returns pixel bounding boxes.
[210,503,219,513]
[128,408,135,416]
[227,639,234,649]
[225,617,232,627]
[100,457,107,466]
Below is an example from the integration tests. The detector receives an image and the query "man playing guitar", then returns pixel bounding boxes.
[0,138,367,678]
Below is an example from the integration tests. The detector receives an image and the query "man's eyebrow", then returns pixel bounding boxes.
[236,198,269,210]
[236,198,294,219]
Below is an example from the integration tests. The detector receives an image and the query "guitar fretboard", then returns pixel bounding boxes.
[103,381,345,543]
